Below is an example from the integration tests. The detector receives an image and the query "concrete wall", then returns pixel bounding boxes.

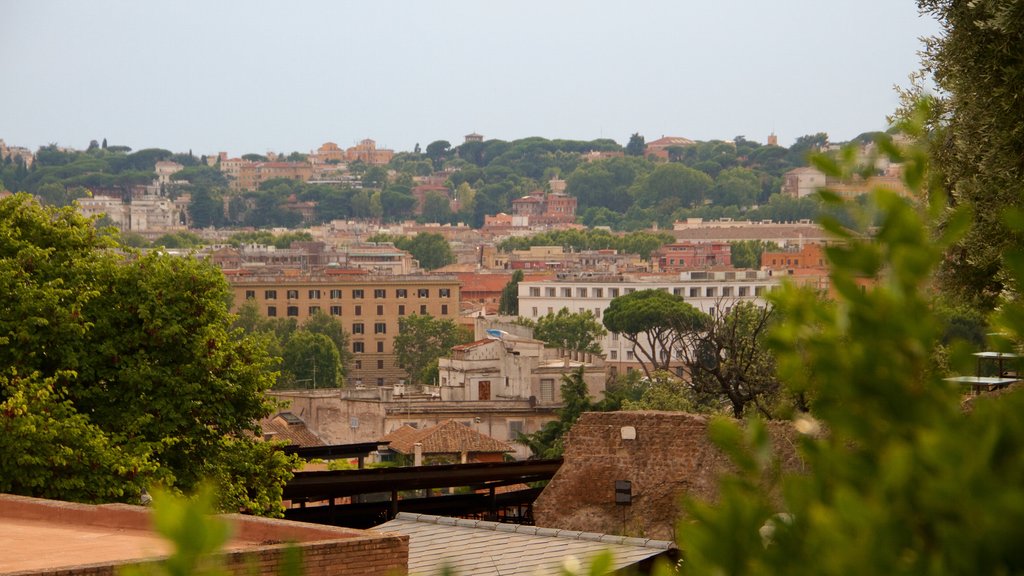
[533,411,802,541]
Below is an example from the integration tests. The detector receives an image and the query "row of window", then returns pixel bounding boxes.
[352,341,388,353]
[349,358,388,371]
[248,288,451,300]
[265,304,449,318]
[526,285,771,299]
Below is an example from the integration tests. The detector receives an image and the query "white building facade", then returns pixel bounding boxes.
[518,270,781,376]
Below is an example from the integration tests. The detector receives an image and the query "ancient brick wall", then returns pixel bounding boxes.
[532,411,801,541]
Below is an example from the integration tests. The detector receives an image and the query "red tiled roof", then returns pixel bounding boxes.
[383,420,513,455]
[260,413,325,448]
[451,338,498,351]
[647,136,695,147]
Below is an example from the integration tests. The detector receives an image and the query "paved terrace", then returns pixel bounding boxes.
[0,493,407,576]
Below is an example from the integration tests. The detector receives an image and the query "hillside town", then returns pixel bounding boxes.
[5,0,1024,571]
[0,125,946,570]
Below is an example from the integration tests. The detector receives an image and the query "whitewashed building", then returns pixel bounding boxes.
[437,335,605,404]
[518,270,781,376]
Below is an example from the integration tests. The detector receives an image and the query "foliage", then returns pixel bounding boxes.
[120,487,305,576]
[153,231,206,249]
[602,289,708,378]
[394,314,472,387]
[620,370,702,413]
[625,133,646,157]
[303,309,354,371]
[497,228,673,261]
[683,301,784,418]
[0,194,294,516]
[0,370,155,503]
[498,270,524,315]
[634,163,713,212]
[279,331,341,389]
[232,302,350,389]
[566,156,652,213]
[516,367,593,459]
[533,308,607,354]
[421,190,452,224]
[730,240,780,269]
[918,0,1024,311]
[120,487,233,576]
[676,110,1024,574]
[368,232,454,270]
[226,230,313,249]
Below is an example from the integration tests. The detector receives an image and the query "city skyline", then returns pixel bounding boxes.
[3,1,940,155]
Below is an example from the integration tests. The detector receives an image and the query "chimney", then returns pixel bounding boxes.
[413,442,423,467]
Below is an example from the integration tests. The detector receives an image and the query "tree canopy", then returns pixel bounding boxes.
[918,0,1024,312]
[394,314,472,388]
[602,289,708,378]
[368,232,455,270]
[498,270,524,315]
[0,194,295,515]
[533,308,607,354]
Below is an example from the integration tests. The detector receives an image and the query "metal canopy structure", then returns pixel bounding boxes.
[282,459,563,529]
[282,442,387,462]
[284,459,562,501]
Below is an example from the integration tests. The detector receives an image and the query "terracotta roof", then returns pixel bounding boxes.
[260,413,325,448]
[456,272,516,294]
[384,420,513,455]
[647,136,695,147]
[451,338,498,351]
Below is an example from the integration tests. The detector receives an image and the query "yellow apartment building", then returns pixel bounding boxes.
[227,271,460,386]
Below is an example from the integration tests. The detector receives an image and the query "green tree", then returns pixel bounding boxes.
[394,314,471,388]
[0,371,156,503]
[187,187,225,228]
[634,163,714,211]
[620,370,701,412]
[402,233,455,270]
[711,166,760,208]
[0,194,295,516]
[425,140,451,170]
[516,367,593,459]
[677,111,1024,574]
[153,231,205,249]
[303,310,353,375]
[730,239,780,269]
[498,270,524,315]
[602,289,708,378]
[683,301,783,418]
[917,0,1024,312]
[421,190,452,223]
[565,156,651,213]
[279,330,341,389]
[533,308,607,354]
[625,133,646,157]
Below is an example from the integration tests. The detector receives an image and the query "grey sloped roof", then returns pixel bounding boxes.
[374,513,674,576]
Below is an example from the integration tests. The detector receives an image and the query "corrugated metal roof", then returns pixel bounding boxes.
[375,513,674,576]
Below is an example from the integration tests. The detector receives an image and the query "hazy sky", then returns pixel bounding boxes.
[2,1,940,155]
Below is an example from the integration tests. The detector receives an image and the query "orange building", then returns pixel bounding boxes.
[760,243,826,270]
[654,241,732,271]
[235,161,314,191]
[312,142,345,164]
[346,139,394,165]
[645,136,696,160]
[227,270,459,387]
